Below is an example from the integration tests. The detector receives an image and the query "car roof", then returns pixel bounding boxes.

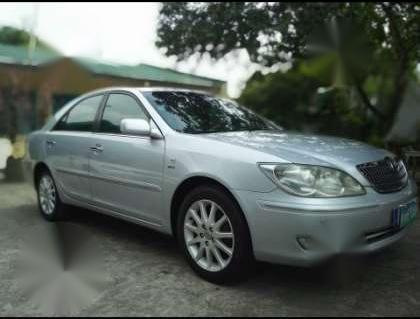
[138,86,209,94]
[85,86,212,96]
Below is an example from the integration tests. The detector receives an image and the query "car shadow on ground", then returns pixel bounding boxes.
[65,204,398,288]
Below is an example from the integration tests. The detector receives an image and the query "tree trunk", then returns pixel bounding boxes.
[346,67,385,123]
[353,82,385,120]
[381,3,411,137]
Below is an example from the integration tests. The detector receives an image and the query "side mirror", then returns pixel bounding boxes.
[120,119,162,139]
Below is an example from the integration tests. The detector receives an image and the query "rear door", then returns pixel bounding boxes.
[88,92,165,225]
[46,94,104,202]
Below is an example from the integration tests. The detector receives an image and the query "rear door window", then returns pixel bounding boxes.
[54,95,103,132]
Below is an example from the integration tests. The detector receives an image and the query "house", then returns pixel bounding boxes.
[0,43,226,135]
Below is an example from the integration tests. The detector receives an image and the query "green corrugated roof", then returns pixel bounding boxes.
[74,57,225,88]
[0,42,60,65]
[0,43,225,88]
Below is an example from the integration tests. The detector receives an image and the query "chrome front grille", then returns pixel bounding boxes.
[356,157,408,193]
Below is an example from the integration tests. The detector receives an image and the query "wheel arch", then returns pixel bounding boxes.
[170,175,251,242]
[33,162,51,187]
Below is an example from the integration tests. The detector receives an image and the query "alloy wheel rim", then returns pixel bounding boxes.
[39,175,56,215]
[184,199,234,272]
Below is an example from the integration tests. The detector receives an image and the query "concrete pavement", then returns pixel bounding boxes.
[0,182,419,316]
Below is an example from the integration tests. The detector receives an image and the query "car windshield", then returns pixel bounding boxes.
[143,91,279,134]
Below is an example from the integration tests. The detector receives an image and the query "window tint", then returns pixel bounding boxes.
[99,94,148,134]
[143,91,276,134]
[54,95,103,132]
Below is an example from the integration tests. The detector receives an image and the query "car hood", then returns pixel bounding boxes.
[201,130,392,167]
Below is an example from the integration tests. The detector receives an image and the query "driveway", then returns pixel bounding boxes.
[0,182,419,316]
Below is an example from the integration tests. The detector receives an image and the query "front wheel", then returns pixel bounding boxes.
[177,185,254,284]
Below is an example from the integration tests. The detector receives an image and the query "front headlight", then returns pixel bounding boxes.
[259,163,365,197]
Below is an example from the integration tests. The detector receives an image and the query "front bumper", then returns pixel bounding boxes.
[234,178,418,266]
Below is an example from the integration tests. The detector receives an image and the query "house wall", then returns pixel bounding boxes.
[0,57,225,180]
[0,58,225,134]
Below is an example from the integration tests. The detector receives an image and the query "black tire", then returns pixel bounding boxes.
[177,184,254,284]
[36,169,67,221]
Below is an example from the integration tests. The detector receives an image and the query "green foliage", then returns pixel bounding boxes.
[157,2,420,142]
[239,63,322,130]
[0,26,31,46]
[239,62,373,143]
[157,3,419,68]
[0,26,56,52]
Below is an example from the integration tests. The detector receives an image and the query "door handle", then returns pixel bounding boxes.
[46,140,56,147]
[89,144,104,153]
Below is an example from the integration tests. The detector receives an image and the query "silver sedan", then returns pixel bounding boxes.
[26,87,418,283]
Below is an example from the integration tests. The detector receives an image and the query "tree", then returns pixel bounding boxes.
[156,2,420,136]
[0,26,50,181]
[0,69,33,181]
[0,26,32,46]
[239,58,372,142]
[0,26,56,52]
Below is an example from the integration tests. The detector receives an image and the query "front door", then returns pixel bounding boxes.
[88,93,165,225]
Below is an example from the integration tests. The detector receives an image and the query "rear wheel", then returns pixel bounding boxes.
[177,185,254,284]
[36,170,67,221]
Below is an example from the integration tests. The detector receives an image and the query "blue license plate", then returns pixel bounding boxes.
[392,201,417,229]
